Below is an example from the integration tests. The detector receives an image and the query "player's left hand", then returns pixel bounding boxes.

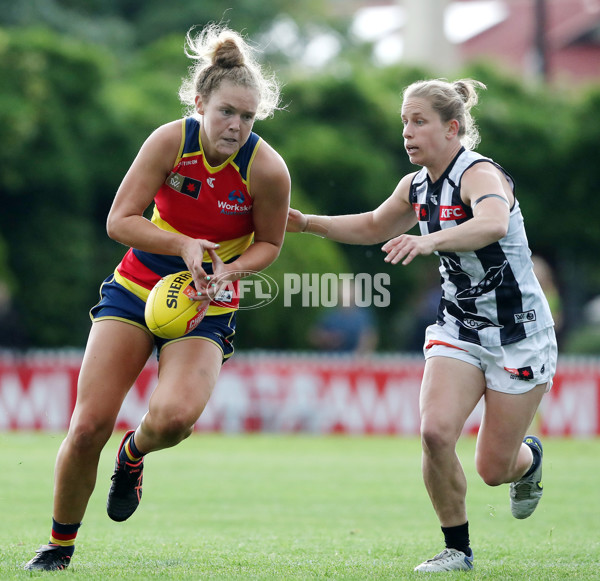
[382,234,435,265]
[204,248,234,301]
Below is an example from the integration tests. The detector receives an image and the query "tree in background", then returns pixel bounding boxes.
[0,28,127,346]
[0,4,599,352]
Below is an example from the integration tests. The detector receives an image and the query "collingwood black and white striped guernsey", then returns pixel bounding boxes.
[409,148,554,347]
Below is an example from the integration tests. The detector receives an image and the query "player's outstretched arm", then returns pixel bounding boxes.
[287,173,418,246]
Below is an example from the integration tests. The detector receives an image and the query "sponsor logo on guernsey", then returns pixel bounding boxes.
[218,190,252,215]
[229,191,245,204]
[181,177,201,199]
[440,205,467,221]
[168,173,183,190]
[207,177,215,188]
[167,172,202,199]
[504,365,535,381]
[514,310,537,323]
[413,203,430,221]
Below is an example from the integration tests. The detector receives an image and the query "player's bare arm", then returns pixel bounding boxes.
[383,163,511,265]
[107,121,219,292]
[107,121,180,247]
[288,172,417,245]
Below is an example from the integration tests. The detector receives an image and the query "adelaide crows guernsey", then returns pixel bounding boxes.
[409,148,554,346]
[114,117,261,315]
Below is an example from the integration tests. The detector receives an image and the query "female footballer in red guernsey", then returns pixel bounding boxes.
[25,24,290,571]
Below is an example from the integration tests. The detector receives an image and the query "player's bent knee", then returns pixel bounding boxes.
[476,457,510,486]
[420,423,458,456]
[147,409,198,443]
[478,469,505,487]
[67,421,114,455]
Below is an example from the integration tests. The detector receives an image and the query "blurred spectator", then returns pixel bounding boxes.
[0,280,28,350]
[563,295,600,354]
[308,281,378,354]
[532,255,563,340]
[584,296,600,324]
[405,281,441,352]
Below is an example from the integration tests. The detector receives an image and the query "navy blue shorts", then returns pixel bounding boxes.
[90,274,236,360]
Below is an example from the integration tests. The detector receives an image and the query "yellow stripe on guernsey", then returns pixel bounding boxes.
[146,210,254,315]
[113,215,253,316]
[150,207,253,263]
[114,267,242,317]
[113,270,151,302]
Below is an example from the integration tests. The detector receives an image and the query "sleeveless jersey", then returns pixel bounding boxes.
[409,148,554,346]
[114,117,261,315]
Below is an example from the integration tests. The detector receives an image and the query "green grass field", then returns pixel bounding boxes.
[1,433,598,579]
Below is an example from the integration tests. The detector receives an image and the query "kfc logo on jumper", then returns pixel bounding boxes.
[440,205,467,221]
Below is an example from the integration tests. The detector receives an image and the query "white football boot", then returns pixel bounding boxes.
[414,548,474,572]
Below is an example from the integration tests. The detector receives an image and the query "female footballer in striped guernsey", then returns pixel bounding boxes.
[287,79,557,573]
[25,24,290,571]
